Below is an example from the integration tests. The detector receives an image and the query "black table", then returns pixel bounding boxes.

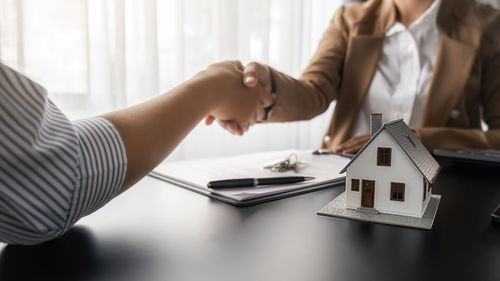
[1,165,499,281]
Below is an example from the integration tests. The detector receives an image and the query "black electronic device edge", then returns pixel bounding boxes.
[433,149,500,167]
[492,204,500,224]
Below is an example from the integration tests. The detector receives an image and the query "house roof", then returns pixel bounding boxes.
[339,119,441,184]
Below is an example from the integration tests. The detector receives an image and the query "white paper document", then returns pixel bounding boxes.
[151,150,350,204]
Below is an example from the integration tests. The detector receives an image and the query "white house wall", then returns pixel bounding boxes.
[345,130,425,217]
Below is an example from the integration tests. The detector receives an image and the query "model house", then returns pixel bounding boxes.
[340,114,441,218]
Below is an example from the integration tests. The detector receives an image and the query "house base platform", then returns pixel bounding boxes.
[317,192,441,230]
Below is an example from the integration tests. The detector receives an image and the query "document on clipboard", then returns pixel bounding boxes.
[150,150,351,206]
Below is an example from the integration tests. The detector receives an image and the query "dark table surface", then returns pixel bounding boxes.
[1,165,499,281]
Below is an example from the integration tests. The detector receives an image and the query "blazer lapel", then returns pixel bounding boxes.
[422,36,478,126]
[329,35,384,146]
[327,0,396,147]
[421,0,481,126]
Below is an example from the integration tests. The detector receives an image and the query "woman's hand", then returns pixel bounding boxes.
[334,134,371,154]
[204,61,274,135]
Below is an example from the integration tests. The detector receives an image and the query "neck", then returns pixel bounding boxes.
[394,0,435,27]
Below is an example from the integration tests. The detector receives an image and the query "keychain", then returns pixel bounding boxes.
[263,153,307,173]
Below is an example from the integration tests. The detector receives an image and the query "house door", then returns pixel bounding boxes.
[361,180,375,208]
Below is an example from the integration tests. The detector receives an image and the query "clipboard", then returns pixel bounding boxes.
[150,150,351,206]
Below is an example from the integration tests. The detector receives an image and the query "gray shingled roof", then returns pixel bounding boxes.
[340,119,441,184]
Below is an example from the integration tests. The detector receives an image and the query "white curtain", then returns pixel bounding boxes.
[0,0,344,161]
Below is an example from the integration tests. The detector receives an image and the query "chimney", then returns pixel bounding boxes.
[370,113,382,137]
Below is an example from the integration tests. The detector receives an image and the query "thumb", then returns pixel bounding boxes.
[242,62,262,88]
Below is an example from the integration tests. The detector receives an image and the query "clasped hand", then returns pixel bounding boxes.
[202,61,273,136]
[199,60,375,154]
[201,61,371,153]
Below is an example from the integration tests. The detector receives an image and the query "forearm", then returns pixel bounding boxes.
[102,79,216,192]
[265,7,346,122]
[0,60,265,245]
[266,67,338,122]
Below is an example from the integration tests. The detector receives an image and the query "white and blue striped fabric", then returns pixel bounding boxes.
[0,63,128,245]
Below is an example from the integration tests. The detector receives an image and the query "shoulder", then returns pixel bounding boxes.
[438,0,498,52]
[341,0,382,23]
[454,0,500,44]
[476,4,500,47]
[334,0,391,36]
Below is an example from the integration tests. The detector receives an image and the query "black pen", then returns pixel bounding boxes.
[207,176,315,189]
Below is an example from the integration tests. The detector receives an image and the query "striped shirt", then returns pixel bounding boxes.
[0,63,128,245]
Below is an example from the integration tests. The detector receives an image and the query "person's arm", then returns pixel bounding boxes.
[0,61,267,245]
[104,61,269,192]
[210,6,349,136]
[266,6,348,122]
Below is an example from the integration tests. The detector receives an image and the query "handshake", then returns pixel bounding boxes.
[189,60,275,136]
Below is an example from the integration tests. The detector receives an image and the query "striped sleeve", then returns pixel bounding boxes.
[70,118,127,220]
[0,63,127,245]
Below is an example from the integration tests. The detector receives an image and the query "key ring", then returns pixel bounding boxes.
[263,153,308,173]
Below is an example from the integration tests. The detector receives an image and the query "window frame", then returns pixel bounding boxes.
[423,182,427,201]
[377,147,392,167]
[351,178,360,191]
[390,182,405,202]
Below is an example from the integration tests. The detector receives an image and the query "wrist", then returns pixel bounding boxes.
[261,68,277,121]
[183,71,224,113]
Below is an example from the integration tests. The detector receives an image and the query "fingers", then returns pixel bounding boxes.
[216,116,258,136]
[239,122,250,134]
[205,115,215,125]
[243,62,270,89]
[205,60,244,74]
[228,122,244,136]
[243,63,274,120]
[249,106,259,127]
[227,103,259,134]
[234,60,244,71]
[410,128,422,140]
[205,60,269,136]
[217,120,244,136]
[334,134,371,154]
[243,62,260,87]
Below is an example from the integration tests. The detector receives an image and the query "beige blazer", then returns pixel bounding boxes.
[267,0,500,151]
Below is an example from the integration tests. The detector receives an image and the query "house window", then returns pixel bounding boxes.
[390,182,405,202]
[377,147,392,166]
[351,179,360,191]
[423,183,427,201]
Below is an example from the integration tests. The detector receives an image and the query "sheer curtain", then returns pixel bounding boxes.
[0,0,344,161]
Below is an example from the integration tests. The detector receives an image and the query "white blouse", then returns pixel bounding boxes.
[351,0,442,138]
